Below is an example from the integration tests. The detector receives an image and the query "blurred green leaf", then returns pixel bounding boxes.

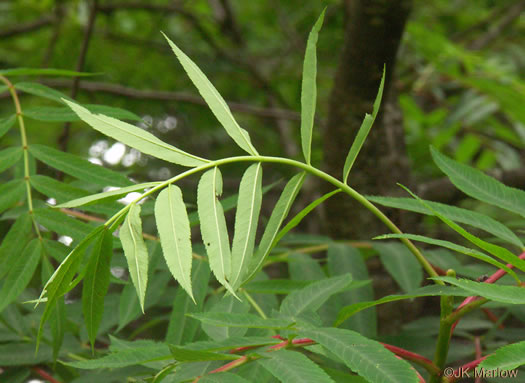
[30,144,132,187]
[0,147,23,173]
[0,239,41,313]
[83,230,113,349]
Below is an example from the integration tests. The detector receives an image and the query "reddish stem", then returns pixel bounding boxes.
[447,356,487,383]
[481,308,504,329]
[450,251,525,333]
[474,337,482,383]
[382,343,440,375]
[209,355,249,374]
[31,367,62,383]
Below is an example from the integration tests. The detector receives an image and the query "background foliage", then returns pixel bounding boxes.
[1,1,524,382]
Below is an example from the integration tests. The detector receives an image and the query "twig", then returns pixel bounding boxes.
[0,15,54,38]
[31,367,62,383]
[468,0,525,50]
[41,4,66,68]
[474,337,482,383]
[39,79,301,121]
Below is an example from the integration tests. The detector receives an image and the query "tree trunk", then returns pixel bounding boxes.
[323,0,413,240]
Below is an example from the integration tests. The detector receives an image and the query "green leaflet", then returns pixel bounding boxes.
[120,204,149,313]
[367,195,523,248]
[0,147,23,173]
[259,349,335,383]
[82,230,113,349]
[280,274,353,317]
[188,180,279,227]
[431,146,525,219]
[399,185,525,274]
[201,295,250,341]
[327,244,376,338]
[37,226,105,349]
[169,345,239,362]
[14,82,73,103]
[183,336,281,351]
[155,184,194,301]
[31,175,121,216]
[197,168,236,296]
[41,255,65,361]
[189,312,293,330]
[342,67,385,183]
[67,344,171,369]
[30,144,132,187]
[0,343,54,366]
[0,213,32,279]
[335,285,467,327]
[0,179,26,214]
[199,373,250,383]
[34,208,94,242]
[166,259,210,345]
[479,341,525,371]
[38,226,105,303]
[274,189,340,246]
[300,10,325,164]
[56,181,160,208]
[64,100,208,167]
[300,327,419,383]
[0,115,16,138]
[117,271,170,331]
[432,276,525,304]
[0,239,42,313]
[244,279,313,294]
[376,233,520,282]
[243,172,306,284]
[24,104,140,122]
[374,242,423,293]
[230,164,263,289]
[163,33,258,156]
[0,68,95,77]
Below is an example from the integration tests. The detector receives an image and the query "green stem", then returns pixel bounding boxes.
[241,289,267,319]
[105,155,440,282]
[430,298,454,383]
[445,298,488,326]
[0,75,41,238]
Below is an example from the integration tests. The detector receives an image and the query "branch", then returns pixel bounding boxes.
[38,79,301,121]
[0,15,54,38]
[468,0,525,50]
[58,0,98,154]
[41,4,66,68]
